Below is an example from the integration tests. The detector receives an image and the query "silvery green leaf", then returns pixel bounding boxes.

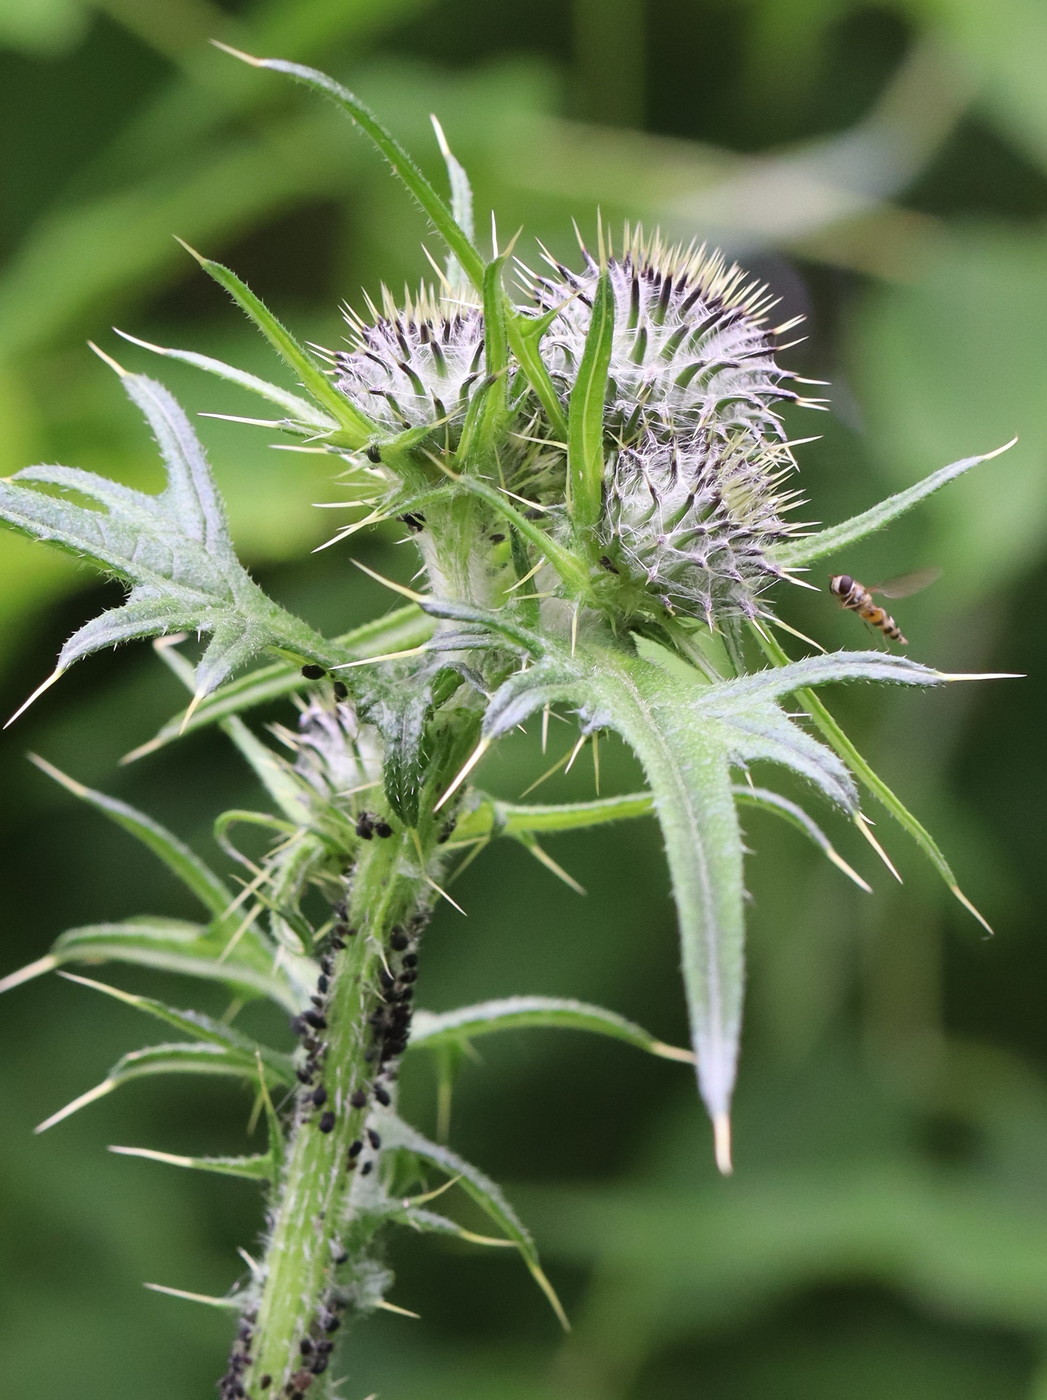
[110,1146,273,1181]
[483,659,585,738]
[127,605,433,761]
[113,329,337,428]
[733,785,871,892]
[0,916,306,1010]
[36,1042,273,1134]
[410,996,693,1062]
[0,372,334,715]
[704,701,858,810]
[431,114,475,293]
[383,1116,568,1328]
[567,266,615,537]
[29,755,233,917]
[696,650,943,709]
[770,440,1016,568]
[58,972,295,1086]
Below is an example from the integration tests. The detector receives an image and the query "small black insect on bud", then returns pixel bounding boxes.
[349,1089,368,1109]
[374,819,393,838]
[489,532,506,543]
[360,1161,373,1176]
[317,974,329,995]
[259,1377,272,1391]
[389,929,409,951]
[303,1009,327,1031]
[398,511,425,531]
[332,681,348,700]
[300,1337,315,1355]
[324,1313,342,1333]
[402,952,419,968]
[301,664,326,681]
[355,812,375,840]
[366,443,382,462]
[437,817,457,844]
[399,968,418,985]
[318,1110,336,1133]
[373,1083,391,1107]
[296,1068,313,1085]
[367,1128,382,1150]
[311,1085,328,1107]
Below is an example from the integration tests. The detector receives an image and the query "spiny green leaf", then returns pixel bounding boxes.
[754,627,993,931]
[566,266,614,537]
[126,606,433,761]
[393,1205,516,1249]
[113,329,337,428]
[733,785,871,893]
[179,241,375,443]
[704,700,858,810]
[0,372,334,716]
[36,1043,273,1134]
[384,1117,569,1329]
[696,650,943,710]
[483,659,584,738]
[578,645,745,1173]
[0,916,306,1009]
[362,685,432,829]
[454,791,655,840]
[224,51,484,289]
[59,972,296,1085]
[110,1145,273,1181]
[770,440,1016,569]
[222,716,312,826]
[29,755,233,917]
[431,114,475,292]
[410,996,693,1062]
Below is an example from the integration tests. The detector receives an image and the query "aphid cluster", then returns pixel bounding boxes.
[290,905,355,1115]
[344,911,427,1184]
[281,1301,342,1394]
[354,810,395,841]
[299,663,349,702]
[218,1310,258,1400]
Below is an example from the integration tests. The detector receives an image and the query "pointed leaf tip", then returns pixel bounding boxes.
[713,1112,733,1176]
[5,667,65,728]
[87,341,127,377]
[208,40,263,67]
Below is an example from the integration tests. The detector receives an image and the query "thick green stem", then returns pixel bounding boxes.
[237,831,435,1397]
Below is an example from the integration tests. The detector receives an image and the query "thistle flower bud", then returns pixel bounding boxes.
[530,230,810,621]
[334,287,485,437]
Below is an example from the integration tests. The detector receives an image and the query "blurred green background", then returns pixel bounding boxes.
[1,0,1046,1396]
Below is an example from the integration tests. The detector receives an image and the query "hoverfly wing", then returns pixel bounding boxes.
[868,566,941,600]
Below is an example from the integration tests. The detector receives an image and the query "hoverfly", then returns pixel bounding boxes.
[828,568,940,646]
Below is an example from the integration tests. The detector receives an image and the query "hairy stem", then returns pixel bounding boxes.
[235,831,436,1397]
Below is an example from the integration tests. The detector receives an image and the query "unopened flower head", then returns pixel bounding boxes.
[528,229,813,621]
[334,285,486,437]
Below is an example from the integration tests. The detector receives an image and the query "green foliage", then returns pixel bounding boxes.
[0,3,1039,1399]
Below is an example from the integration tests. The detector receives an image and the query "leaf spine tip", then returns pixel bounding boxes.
[713,1111,733,1176]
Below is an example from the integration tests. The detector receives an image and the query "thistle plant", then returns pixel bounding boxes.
[0,49,1016,1400]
